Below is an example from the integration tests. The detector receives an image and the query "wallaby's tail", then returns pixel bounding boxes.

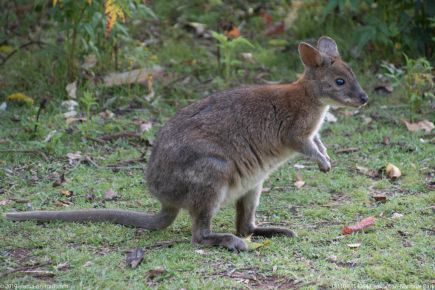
[5,206,179,229]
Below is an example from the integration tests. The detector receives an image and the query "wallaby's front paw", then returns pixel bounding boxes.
[318,160,331,172]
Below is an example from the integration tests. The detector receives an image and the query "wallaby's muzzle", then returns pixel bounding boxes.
[358,91,369,105]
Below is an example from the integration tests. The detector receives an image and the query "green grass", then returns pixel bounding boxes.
[1,88,434,289]
[1,2,434,288]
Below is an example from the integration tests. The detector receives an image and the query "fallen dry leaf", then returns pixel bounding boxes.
[63,111,77,118]
[82,54,97,70]
[386,163,401,179]
[55,200,72,207]
[372,194,387,203]
[241,52,254,63]
[186,22,208,37]
[126,248,145,268]
[61,100,79,111]
[382,136,391,145]
[139,122,153,134]
[403,119,434,133]
[60,189,73,197]
[362,116,372,125]
[294,171,305,189]
[145,266,166,280]
[99,110,114,119]
[342,216,375,235]
[347,243,361,249]
[66,81,77,99]
[104,188,118,201]
[56,262,70,271]
[52,173,66,187]
[44,130,57,143]
[374,83,393,94]
[0,199,11,206]
[85,193,96,201]
[336,147,359,154]
[103,66,163,87]
[66,117,87,125]
[83,261,93,267]
[356,165,379,178]
[391,212,404,219]
[66,151,82,165]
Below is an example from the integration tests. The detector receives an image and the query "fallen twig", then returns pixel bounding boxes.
[142,239,189,251]
[107,157,146,168]
[98,131,141,141]
[0,40,46,66]
[335,147,359,154]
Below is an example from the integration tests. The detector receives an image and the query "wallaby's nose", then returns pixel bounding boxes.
[359,92,368,104]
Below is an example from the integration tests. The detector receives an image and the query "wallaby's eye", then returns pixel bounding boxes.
[335,78,345,86]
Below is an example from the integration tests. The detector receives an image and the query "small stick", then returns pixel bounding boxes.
[33,98,47,135]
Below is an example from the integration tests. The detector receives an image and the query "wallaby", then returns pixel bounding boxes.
[5,36,368,251]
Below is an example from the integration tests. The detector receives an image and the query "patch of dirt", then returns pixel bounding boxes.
[330,191,352,204]
[5,247,33,263]
[212,267,298,289]
[2,248,54,282]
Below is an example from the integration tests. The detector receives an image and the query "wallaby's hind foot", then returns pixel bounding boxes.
[235,187,297,239]
[191,210,248,251]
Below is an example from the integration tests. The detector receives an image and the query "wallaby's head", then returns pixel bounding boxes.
[298,36,368,107]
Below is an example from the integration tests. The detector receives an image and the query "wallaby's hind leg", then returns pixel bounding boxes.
[236,186,296,238]
[191,208,247,251]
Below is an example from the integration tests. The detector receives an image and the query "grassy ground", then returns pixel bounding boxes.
[1,3,434,289]
[1,80,434,289]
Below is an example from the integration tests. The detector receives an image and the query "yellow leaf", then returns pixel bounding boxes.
[105,0,125,36]
[53,0,58,6]
[6,93,34,106]
[242,236,271,251]
[0,45,14,54]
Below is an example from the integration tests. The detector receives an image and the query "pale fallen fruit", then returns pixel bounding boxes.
[386,163,401,179]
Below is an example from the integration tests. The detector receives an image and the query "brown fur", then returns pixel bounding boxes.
[5,36,368,251]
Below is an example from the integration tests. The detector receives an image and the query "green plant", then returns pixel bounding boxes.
[50,0,156,79]
[294,0,435,62]
[81,90,98,117]
[382,55,434,120]
[211,32,254,80]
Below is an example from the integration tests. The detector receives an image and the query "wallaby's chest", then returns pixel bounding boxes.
[221,149,296,205]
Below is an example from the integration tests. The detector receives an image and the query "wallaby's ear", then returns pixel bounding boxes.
[317,36,339,58]
[298,42,322,67]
